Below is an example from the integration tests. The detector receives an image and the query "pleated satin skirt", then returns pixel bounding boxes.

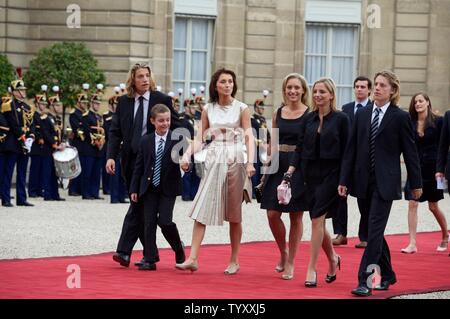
[189,140,246,226]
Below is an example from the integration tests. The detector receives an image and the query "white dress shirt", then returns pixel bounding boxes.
[371,101,390,129]
[155,130,168,154]
[353,98,370,114]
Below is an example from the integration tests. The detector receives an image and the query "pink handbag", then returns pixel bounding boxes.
[277,181,292,205]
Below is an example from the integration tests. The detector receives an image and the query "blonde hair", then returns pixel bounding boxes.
[281,73,310,106]
[311,77,337,112]
[374,70,400,105]
[126,63,157,97]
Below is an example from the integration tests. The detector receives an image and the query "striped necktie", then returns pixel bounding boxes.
[369,108,381,172]
[152,138,164,187]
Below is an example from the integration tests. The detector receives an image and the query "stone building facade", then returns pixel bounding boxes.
[1,0,449,113]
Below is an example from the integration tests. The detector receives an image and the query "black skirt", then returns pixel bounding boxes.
[260,151,309,212]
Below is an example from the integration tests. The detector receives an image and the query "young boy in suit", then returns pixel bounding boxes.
[130,104,186,270]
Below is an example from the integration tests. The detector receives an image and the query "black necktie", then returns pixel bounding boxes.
[369,108,381,172]
[356,103,363,109]
[131,96,144,153]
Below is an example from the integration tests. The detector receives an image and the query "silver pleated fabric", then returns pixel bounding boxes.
[189,100,247,226]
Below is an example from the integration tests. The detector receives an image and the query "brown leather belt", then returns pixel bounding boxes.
[278,144,296,152]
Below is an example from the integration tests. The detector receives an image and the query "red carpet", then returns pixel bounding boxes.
[0,231,449,299]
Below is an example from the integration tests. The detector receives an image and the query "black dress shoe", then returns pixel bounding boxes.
[135,255,160,266]
[28,194,40,198]
[55,198,66,201]
[374,276,397,291]
[351,285,372,297]
[175,241,186,264]
[2,202,14,207]
[119,199,129,203]
[94,196,104,200]
[112,253,130,267]
[17,201,34,207]
[138,262,157,271]
[82,196,95,200]
[68,192,81,196]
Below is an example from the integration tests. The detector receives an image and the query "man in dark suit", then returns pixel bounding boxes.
[333,76,373,248]
[338,70,422,297]
[437,109,450,190]
[130,104,186,270]
[437,109,450,258]
[106,63,182,267]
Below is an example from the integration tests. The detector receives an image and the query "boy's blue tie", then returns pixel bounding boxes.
[152,138,164,187]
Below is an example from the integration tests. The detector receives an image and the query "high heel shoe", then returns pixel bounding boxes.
[304,271,317,288]
[175,260,198,272]
[401,246,418,254]
[325,255,341,284]
[224,263,240,275]
[437,240,448,252]
[275,250,288,273]
[281,264,294,280]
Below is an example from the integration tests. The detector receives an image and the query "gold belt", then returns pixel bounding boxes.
[278,144,296,152]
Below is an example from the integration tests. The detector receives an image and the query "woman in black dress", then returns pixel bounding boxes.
[286,78,349,287]
[260,73,309,280]
[401,93,448,253]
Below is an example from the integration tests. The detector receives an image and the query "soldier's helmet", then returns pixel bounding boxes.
[34,94,48,105]
[11,79,27,91]
[77,93,90,103]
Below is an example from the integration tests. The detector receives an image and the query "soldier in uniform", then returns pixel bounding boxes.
[68,91,90,196]
[251,98,270,198]
[0,96,12,206]
[28,94,48,198]
[1,78,34,207]
[34,94,65,201]
[104,89,128,204]
[80,92,105,200]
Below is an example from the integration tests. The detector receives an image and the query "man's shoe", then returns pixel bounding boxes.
[112,253,130,267]
[374,276,397,291]
[176,241,186,264]
[55,198,66,201]
[332,235,348,246]
[351,285,372,297]
[17,201,34,207]
[119,199,130,204]
[355,241,367,248]
[135,255,159,266]
[138,262,157,271]
[2,202,14,207]
[68,192,81,196]
[93,196,104,200]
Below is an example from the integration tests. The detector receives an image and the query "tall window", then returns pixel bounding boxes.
[304,24,359,107]
[173,17,214,103]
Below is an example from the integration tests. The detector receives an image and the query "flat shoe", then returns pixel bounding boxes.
[401,247,417,254]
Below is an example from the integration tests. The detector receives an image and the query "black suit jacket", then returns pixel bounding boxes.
[340,104,422,201]
[106,91,181,185]
[130,131,184,197]
[341,100,373,126]
[437,110,450,180]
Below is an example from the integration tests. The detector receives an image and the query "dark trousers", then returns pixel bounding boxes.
[41,156,60,200]
[28,155,43,197]
[332,197,348,236]
[1,152,16,204]
[116,154,145,256]
[251,155,263,198]
[357,175,396,286]
[110,160,127,203]
[141,188,182,263]
[16,153,29,204]
[80,156,102,199]
[332,196,367,239]
[101,155,110,195]
[69,175,81,195]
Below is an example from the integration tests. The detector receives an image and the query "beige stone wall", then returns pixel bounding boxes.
[1,0,449,113]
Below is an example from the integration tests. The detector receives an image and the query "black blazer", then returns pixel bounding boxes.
[130,131,184,198]
[437,110,450,180]
[290,110,350,167]
[106,91,181,183]
[340,104,422,201]
[341,100,373,126]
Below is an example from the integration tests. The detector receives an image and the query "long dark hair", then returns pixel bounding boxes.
[408,92,437,129]
[208,68,238,103]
